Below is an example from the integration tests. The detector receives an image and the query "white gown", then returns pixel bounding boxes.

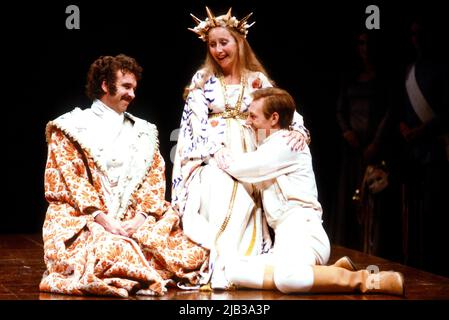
[172,69,307,288]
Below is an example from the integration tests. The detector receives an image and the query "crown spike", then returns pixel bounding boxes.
[190,13,202,25]
[224,7,232,20]
[188,7,255,41]
[205,6,216,27]
[246,22,256,30]
[237,12,253,28]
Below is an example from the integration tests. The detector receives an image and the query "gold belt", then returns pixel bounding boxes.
[209,110,248,120]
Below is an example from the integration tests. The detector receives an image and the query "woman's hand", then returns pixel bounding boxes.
[283,130,309,151]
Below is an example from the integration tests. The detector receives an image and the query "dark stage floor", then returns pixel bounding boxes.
[1,233,449,300]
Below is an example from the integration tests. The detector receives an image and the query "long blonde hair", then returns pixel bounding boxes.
[203,28,270,78]
[183,27,272,100]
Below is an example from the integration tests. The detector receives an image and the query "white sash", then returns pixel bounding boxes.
[406,64,449,160]
[405,64,435,123]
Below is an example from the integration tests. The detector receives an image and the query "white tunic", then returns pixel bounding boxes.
[225,129,323,228]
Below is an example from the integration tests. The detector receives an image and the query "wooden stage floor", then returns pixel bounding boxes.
[1,233,448,301]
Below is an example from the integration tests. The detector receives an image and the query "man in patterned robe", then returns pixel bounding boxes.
[40,54,208,298]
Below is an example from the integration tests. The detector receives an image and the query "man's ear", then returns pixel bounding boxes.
[271,112,279,127]
[101,80,108,94]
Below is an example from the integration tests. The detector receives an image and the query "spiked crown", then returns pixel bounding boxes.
[188,7,255,41]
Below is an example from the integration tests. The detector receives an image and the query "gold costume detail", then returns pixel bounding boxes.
[208,111,248,120]
[215,179,239,244]
[262,265,275,289]
[208,74,248,120]
[189,7,255,41]
[244,206,258,256]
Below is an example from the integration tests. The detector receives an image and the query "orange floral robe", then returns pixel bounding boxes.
[40,110,208,298]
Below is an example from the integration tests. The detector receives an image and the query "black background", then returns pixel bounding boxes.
[2,0,445,235]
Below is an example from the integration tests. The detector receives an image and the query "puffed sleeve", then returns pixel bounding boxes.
[177,70,224,163]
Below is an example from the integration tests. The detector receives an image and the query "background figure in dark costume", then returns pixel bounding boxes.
[332,31,402,258]
[399,16,449,278]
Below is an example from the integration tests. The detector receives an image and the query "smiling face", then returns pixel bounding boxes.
[100,70,137,114]
[246,97,280,142]
[207,27,239,75]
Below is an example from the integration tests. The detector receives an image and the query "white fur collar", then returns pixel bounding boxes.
[46,106,159,220]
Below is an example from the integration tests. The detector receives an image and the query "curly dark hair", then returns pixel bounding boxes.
[85,54,143,100]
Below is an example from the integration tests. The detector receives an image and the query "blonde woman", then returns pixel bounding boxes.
[172,8,309,289]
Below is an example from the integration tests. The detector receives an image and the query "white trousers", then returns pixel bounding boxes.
[225,207,330,293]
